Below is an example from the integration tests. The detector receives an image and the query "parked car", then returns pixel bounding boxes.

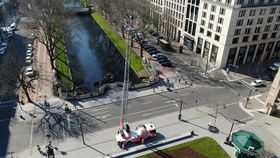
[0,42,8,55]
[157,58,170,64]
[26,67,34,77]
[26,49,33,56]
[6,30,14,39]
[143,44,152,50]
[250,80,263,87]
[269,62,280,71]
[161,61,173,67]
[145,47,157,52]
[26,59,32,65]
[10,23,17,31]
[27,44,33,50]
[148,49,160,55]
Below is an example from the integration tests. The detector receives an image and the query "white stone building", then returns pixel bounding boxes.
[150,0,280,68]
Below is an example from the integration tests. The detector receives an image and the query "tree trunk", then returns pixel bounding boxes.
[140,45,143,57]
[22,85,32,103]
[130,38,133,48]
[49,55,55,70]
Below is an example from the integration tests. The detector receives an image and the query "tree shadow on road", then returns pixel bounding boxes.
[31,101,101,141]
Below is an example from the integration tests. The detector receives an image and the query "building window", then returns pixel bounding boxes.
[260,9,266,15]
[207,31,212,37]
[208,23,213,29]
[211,5,216,12]
[274,24,280,30]
[249,10,256,16]
[216,26,222,33]
[210,45,218,64]
[218,17,224,24]
[238,10,246,17]
[234,29,241,35]
[247,19,254,25]
[200,27,204,33]
[243,36,249,42]
[244,28,251,34]
[248,0,255,4]
[210,14,215,21]
[232,38,239,44]
[262,33,268,39]
[267,17,273,23]
[269,8,276,14]
[271,32,277,38]
[276,16,280,22]
[226,0,232,4]
[257,18,263,24]
[252,35,259,41]
[258,0,264,4]
[255,27,261,33]
[236,19,243,26]
[202,12,207,18]
[201,20,205,26]
[219,8,225,15]
[214,35,220,41]
[203,3,208,9]
[264,25,271,31]
[237,0,244,4]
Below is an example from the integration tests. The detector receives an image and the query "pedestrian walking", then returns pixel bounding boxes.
[226,67,229,74]
[178,78,181,83]
[36,145,41,152]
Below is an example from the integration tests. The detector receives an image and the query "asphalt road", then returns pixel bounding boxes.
[27,83,253,145]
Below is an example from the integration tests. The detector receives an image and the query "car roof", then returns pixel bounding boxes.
[26,67,33,71]
[255,79,262,82]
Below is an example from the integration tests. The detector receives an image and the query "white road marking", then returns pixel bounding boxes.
[89,107,109,112]
[0,119,10,122]
[224,102,238,107]
[67,114,70,130]
[0,100,17,106]
[141,101,152,105]
[160,98,169,101]
[29,119,34,155]
[142,107,178,117]
[94,110,110,115]
[101,114,111,119]
[62,120,66,141]
[142,113,153,117]
[103,103,177,121]
[255,97,265,105]
[164,100,176,103]
[241,80,251,87]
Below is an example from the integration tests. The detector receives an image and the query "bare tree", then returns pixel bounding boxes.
[20,0,66,70]
[1,54,38,103]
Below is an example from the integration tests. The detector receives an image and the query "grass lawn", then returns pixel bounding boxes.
[92,12,143,73]
[138,137,230,158]
[55,34,73,88]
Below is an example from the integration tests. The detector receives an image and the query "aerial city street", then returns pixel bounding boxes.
[1,0,280,157]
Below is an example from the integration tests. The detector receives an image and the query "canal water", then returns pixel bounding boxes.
[65,15,138,92]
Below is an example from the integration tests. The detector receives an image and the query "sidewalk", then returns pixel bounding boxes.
[239,96,280,157]
[16,106,238,158]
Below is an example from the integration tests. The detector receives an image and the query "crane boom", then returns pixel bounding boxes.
[120,18,132,129]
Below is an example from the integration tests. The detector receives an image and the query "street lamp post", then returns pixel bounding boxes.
[245,88,254,108]
[178,100,183,120]
[225,122,234,145]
